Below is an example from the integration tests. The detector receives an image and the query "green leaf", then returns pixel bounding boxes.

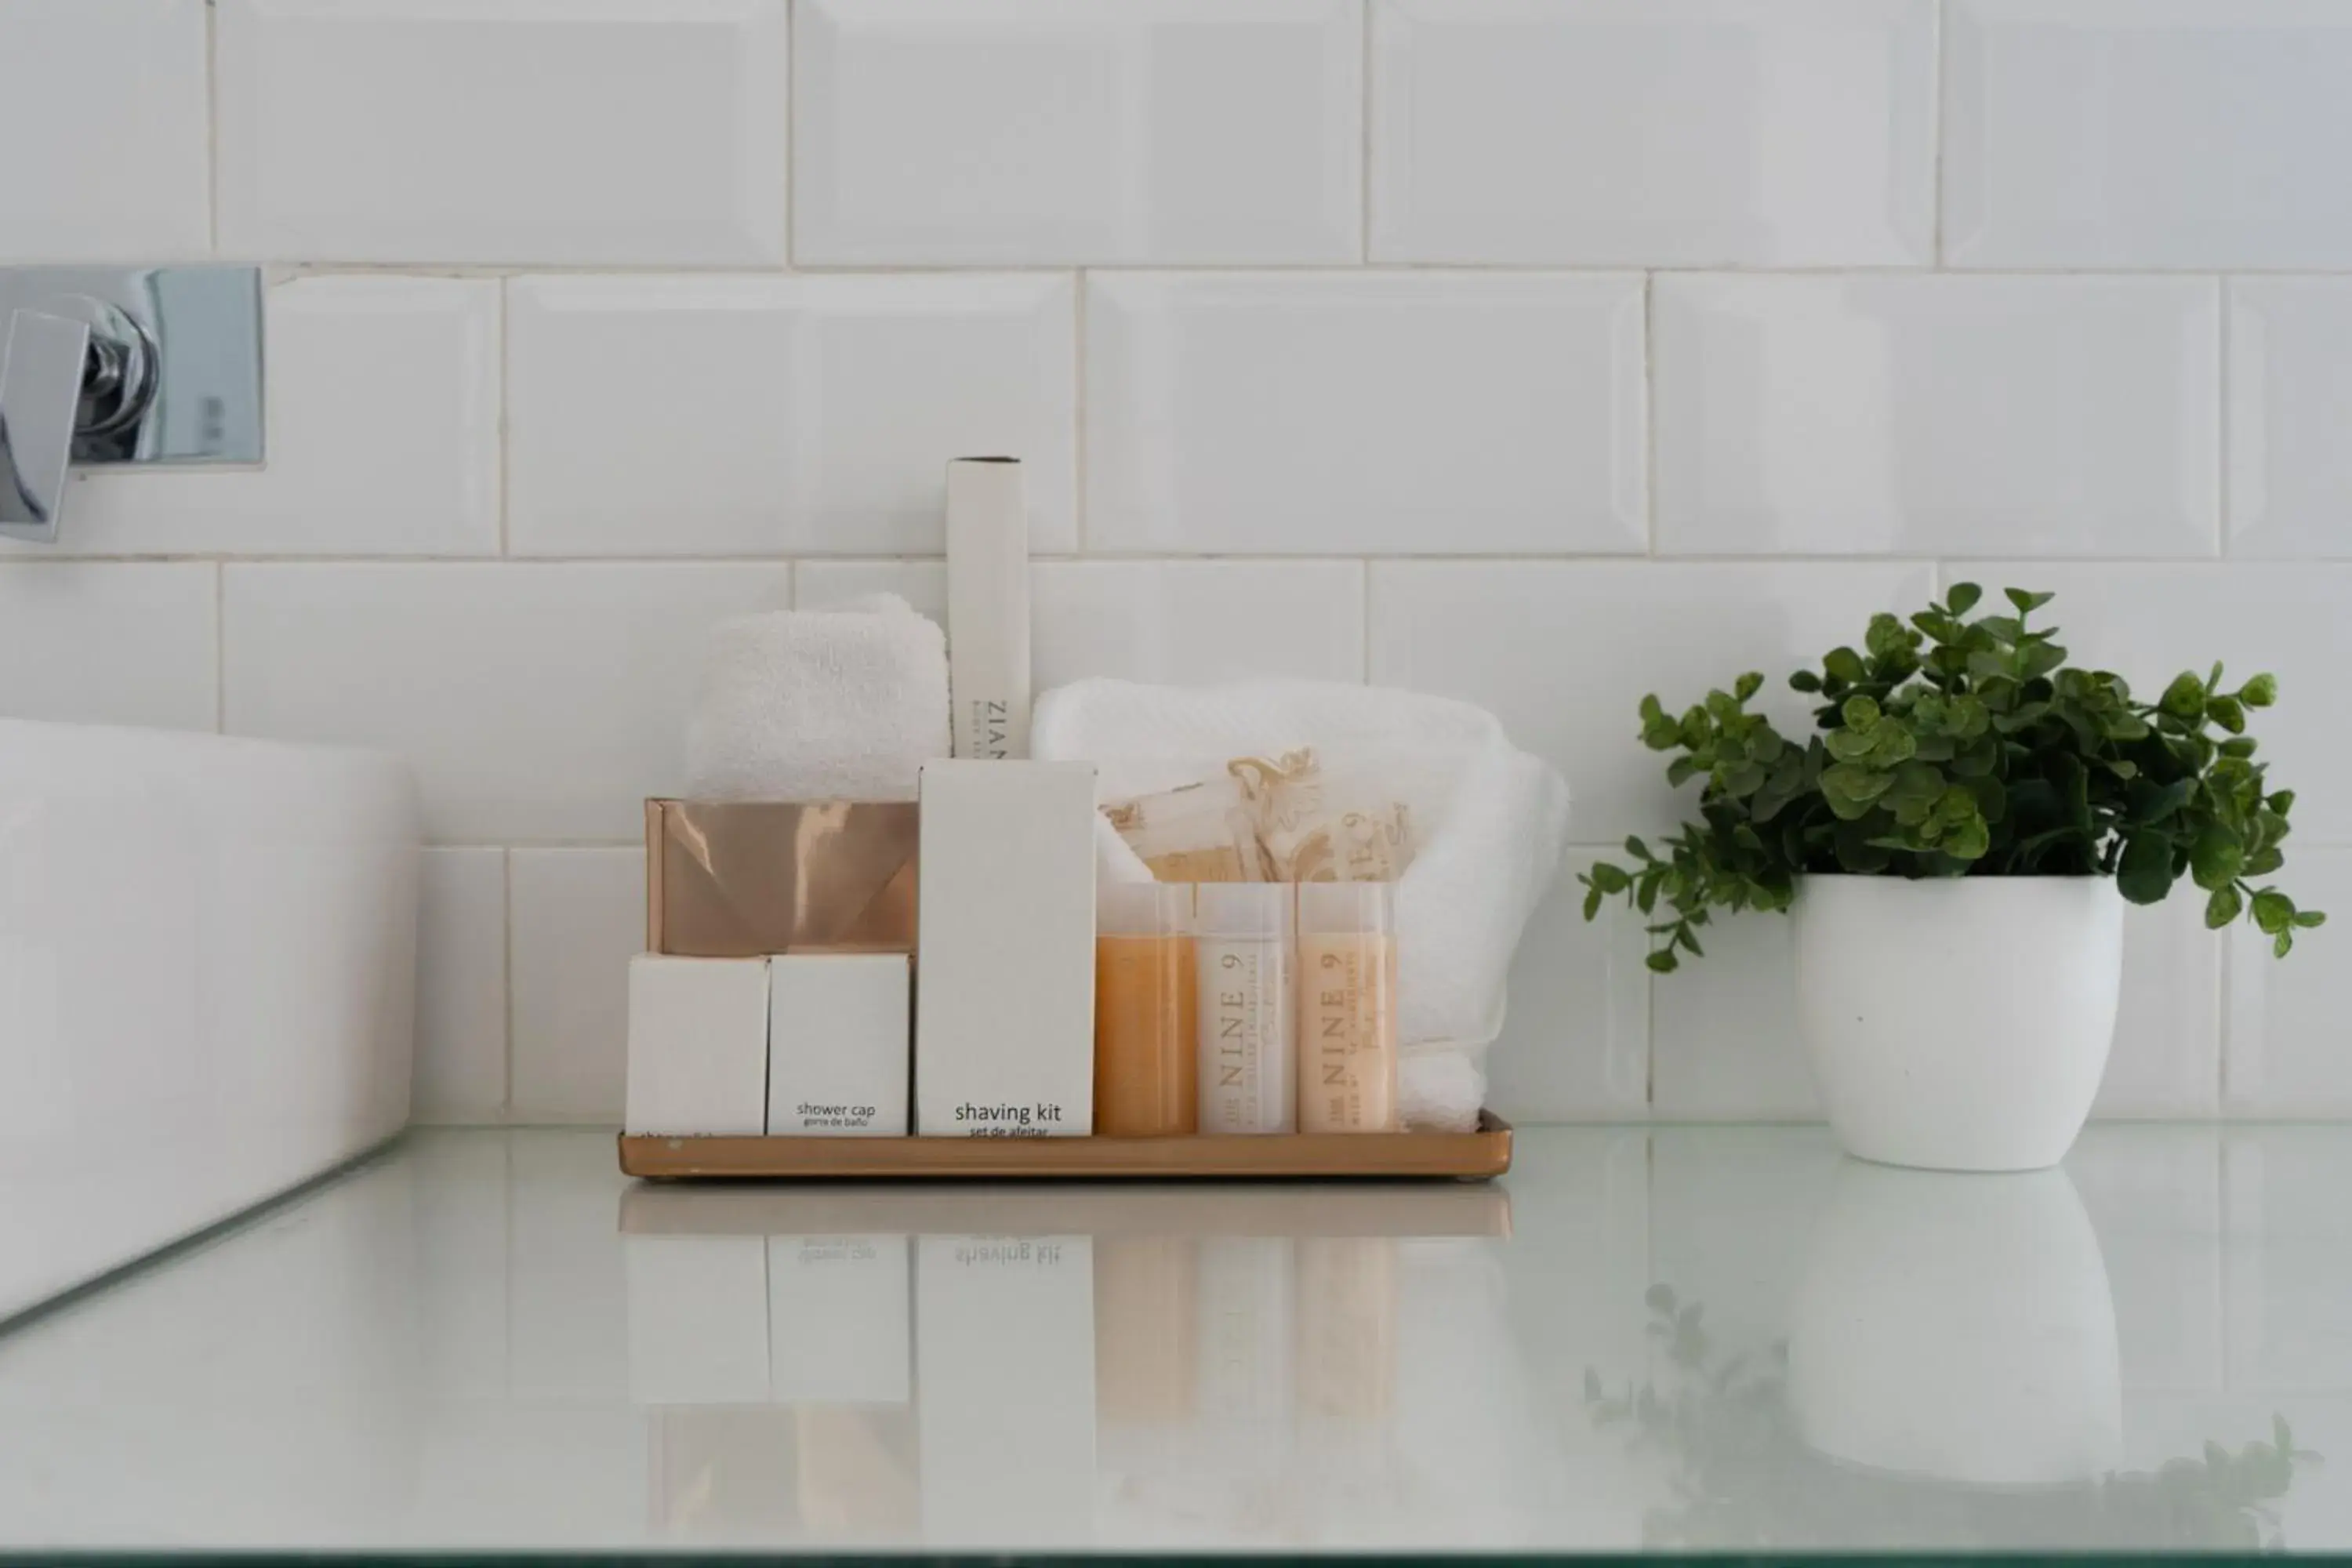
[2190,827,2244,891]
[1946,582,1983,616]
[2005,587,2056,615]
[1624,836,1653,862]
[1788,669,1822,693]
[1582,884,1604,920]
[2219,736,2259,760]
[1824,728,1876,763]
[2254,891,2295,937]
[1821,763,1896,820]
[2269,789,2297,818]
[1822,647,1866,685]
[2276,931,2296,959]
[2017,641,2067,681]
[1833,820,1893,873]
[1865,613,1910,660]
[2295,909,2328,929]
[2125,777,2193,826]
[2205,885,2244,929]
[2241,672,2279,708]
[2208,695,2248,735]
[1842,695,1881,729]
[1733,670,1764,702]
[2160,671,2207,720]
[2247,847,2285,876]
[1590,862,1632,895]
[1867,724,1918,766]
[1944,817,1991,860]
[2118,830,2177,906]
[1666,757,1700,788]
[1962,772,2008,825]
[1645,949,1679,975]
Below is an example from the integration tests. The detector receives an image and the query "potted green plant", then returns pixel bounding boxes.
[1581,584,2321,1171]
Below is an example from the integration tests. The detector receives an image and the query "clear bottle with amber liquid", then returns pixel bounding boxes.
[1294,882,1399,1134]
[1093,883,1199,1137]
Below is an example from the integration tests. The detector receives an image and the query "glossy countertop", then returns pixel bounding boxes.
[0,1124,2344,1557]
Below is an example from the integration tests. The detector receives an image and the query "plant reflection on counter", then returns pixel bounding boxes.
[1584,1285,2318,1553]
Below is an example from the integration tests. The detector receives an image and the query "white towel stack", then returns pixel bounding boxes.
[685,594,951,804]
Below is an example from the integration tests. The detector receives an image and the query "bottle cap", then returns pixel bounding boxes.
[1195,882,1294,940]
[1296,880,1396,936]
[1098,880,1193,937]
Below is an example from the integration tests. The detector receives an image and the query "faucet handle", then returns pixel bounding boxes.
[1,308,94,543]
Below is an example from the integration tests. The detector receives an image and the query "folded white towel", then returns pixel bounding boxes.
[686,595,951,804]
[1032,678,1570,1131]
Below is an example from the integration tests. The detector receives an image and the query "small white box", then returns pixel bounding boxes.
[916,1233,1095,1544]
[625,955,769,1136]
[768,953,911,1137]
[768,1234,912,1404]
[946,456,1031,760]
[914,760,1098,1136]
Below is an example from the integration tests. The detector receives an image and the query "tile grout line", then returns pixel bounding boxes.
[212,561,227,733]
[1073,271,1089,554]
[500,848,517,1120]
[204,0,221,256]
[2216,275,2230,557]
[1359,0,1373,263]
[1359,558,1374,681]
[1929,0,1946,266]
[497,278,512,557]
[782,0,797,268]
[1642,272,1657,555]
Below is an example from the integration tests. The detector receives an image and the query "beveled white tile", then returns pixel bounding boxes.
[1089,274,1646,555]
[794,0,1359,265]
[1946,0,2352,270]
[510,849,644,1126]
[1654,275,2220,558]
[509,275,1075,557]
[0,0,209,261]
[2069,1127,2223,1392]
[2228,280,2352,560]
[1371,0,1935,267]
[1651,911,1814,1121]
[26,278,502,558]
[1483,877,1651,1123]
[1368,561,1934,844]
[0,564,216,731]
[1975,564,2352,845]
[2100,896,2222,1120]
[217,0,789,265]
[414,849,508,1127]
[223,564,791,844]
[799,559,1366,686]
[2227,847,2352,1119]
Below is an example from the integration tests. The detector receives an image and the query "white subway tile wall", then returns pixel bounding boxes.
[2,0,2346,1126]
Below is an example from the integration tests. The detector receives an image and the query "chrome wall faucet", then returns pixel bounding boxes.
[0,267,266,543]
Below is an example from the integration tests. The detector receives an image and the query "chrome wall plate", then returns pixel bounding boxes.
[0,266,264,467]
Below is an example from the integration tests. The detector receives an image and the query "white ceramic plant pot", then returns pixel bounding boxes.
[1787,1160,2122,1486]
[1792,876,2124,1172]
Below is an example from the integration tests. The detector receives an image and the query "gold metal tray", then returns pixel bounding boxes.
[619,1112,1512,1182]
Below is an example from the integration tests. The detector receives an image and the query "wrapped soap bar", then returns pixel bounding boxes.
[1229,750,1416,883]
[1103,776,1266,883]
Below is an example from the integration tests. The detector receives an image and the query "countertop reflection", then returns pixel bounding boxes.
[0,1124,2345,1555]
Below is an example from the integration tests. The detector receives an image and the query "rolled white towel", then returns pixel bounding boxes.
[685,594,950,804]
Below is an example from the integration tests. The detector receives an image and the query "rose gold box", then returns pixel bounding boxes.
[645,800,918,959]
